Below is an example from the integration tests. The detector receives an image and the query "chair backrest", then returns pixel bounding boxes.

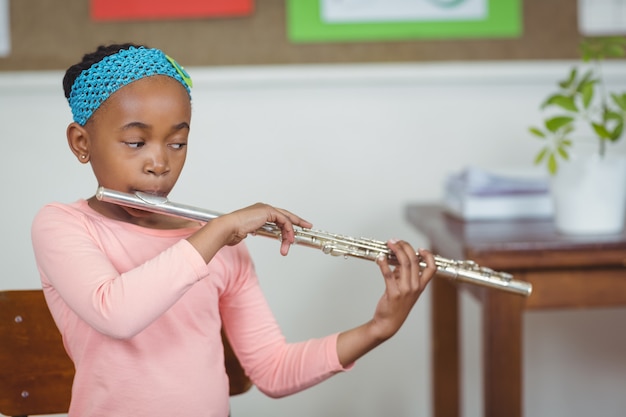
[0,289,251,417]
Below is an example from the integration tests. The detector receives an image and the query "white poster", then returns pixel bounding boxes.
[321,0,487,23]
[0,0,9,57]
[578,0,626,35]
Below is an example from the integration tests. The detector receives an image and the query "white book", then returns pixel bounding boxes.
[443,190,554,221]
[443,167,554,221]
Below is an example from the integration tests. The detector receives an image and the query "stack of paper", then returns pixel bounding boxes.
[443,166,554,220]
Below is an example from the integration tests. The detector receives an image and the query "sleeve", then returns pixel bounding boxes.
[218,244,352,398]
[31,204,210,339]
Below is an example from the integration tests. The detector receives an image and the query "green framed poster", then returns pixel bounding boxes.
[287,0,522,43]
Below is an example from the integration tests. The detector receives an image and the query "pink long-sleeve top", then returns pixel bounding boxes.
[31,200,348,417]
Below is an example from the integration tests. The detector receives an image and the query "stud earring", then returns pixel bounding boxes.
[81,155,87,159]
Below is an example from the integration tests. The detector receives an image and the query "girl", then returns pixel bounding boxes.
[31,43,436,417]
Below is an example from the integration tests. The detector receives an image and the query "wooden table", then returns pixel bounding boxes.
[405,205,626,417]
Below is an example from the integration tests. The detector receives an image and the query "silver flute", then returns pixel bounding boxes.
[96,187,532,296]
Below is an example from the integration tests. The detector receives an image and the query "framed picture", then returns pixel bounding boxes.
[91,0,254,21]
[287,0,521,42]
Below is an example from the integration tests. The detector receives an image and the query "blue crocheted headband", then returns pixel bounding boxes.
[68,46,192,125]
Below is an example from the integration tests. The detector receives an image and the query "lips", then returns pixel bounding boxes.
[133,189,167,197]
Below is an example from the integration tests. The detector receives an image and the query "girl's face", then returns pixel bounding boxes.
[76,75,192,227]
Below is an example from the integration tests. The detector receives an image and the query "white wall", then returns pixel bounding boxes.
[2,61,626,417]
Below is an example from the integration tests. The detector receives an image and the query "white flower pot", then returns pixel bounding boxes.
[551,153,626,235]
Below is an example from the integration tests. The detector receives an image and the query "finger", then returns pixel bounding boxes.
[375,252,395,284]
[402,241,423,285]
[280,238,292,256]
[387,239,416,271]
[275,220,295,255]
[270,208,312,246]
[270,209,307,256]
[263,209,295,245]
[391,240,427,291]
[416,248,437,289]
[275,208,313,230]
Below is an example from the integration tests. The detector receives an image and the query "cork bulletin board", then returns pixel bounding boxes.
[1,0,584,72]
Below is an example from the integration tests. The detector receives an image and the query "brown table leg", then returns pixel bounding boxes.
[482,291,524,417]
[432,276,460,417]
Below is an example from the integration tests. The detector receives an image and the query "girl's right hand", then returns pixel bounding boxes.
[187,203,312,263]
[221,203,312,255]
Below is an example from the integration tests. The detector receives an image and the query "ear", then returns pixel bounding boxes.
[67,122,91,164]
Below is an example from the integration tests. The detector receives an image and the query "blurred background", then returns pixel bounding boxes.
[1,1,626,416]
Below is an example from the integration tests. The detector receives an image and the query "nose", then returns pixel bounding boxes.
[144,146,170,176]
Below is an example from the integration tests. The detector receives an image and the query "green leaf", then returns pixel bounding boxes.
[548,153,558,175]
[592,122,611,139]
[581,82,594,108]
[534,147,548,165]
[605,110,624,121]
[610,122,624,141]
[604,36,626,45]
[545,116,574,133]
[543,94,578,111]
[580,39,600,61]
[557,146,570,160]
[576,71,595,92]
[558,68,577,89]
[580,37,626,61]
[529,127,546,138]
[611,93,626,111]
[607,44,626,58]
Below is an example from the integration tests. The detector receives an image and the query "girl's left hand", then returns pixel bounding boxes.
[371,240,436,340]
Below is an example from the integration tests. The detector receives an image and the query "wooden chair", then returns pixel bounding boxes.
[0,289,252,417]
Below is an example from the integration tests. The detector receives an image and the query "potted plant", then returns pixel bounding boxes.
[529,37,626,234]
